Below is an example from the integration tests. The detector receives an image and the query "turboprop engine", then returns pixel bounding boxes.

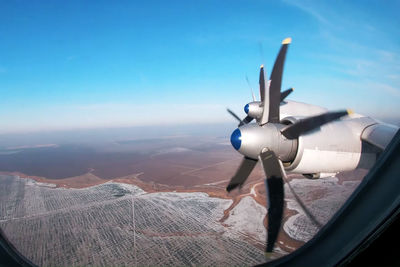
[225,37,350,253]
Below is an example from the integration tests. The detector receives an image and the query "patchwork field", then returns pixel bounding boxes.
[0,135,367,266]
[0,175,267,266]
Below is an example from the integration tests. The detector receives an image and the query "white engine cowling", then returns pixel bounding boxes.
[283,116,377,174]
[245,101,263,120]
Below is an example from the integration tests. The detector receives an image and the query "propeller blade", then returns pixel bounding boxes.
[283,174,323,229]
[259,79,271,125]
[242,115,254,125]
[227,109,254,127]
[245,75,257,102]
[226,157,258,192]
[259,150,285,253]
[281,110,350,140]
[259,65,266,102]
[280,88,294,102]
[227,108,244,126]
[268,37,291,123]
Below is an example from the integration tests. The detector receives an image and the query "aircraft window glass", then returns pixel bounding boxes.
[1,1,398,266]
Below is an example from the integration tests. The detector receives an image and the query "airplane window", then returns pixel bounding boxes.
[1,1,399,266]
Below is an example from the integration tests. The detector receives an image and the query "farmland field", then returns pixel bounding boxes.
[0,175,267,266]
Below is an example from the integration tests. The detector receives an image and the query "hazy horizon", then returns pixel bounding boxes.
[0,122,236,148]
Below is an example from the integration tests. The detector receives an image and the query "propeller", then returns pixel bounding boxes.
[227,108,244,126]
[281,110,351,140]
[225,37,350,253]
[245,75,257,102]
[226,156,258,192]
[259,150,285,252]
[227,83,293,127]
[266,37,291,123]
[227,108,253,127]
[259,65,266,102]
[227,39,294,126]
[280,88,294,102]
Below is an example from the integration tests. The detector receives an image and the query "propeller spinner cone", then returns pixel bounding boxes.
[244,104,249,114]
[230,128,242,150]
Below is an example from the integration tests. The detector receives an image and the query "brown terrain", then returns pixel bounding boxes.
[0,137,367,254]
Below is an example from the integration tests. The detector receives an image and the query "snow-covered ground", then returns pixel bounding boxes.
[0,175,267,267]
[0,173,362,266]
[25,178,57,188]
[224,196,267,243]
[283,176,361,242]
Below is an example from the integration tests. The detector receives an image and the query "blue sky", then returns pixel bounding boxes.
[0,0,399,134]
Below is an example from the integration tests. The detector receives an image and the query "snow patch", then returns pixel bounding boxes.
[283,176,361,242]
[24,178,57,188]
[224,196,267,242]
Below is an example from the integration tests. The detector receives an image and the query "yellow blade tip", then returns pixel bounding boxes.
[260,64,264,68]
[347,109,354,115]
[292,87,295,91]
[282,37,292,44]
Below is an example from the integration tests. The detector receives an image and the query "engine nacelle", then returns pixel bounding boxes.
[283,116,377,174]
